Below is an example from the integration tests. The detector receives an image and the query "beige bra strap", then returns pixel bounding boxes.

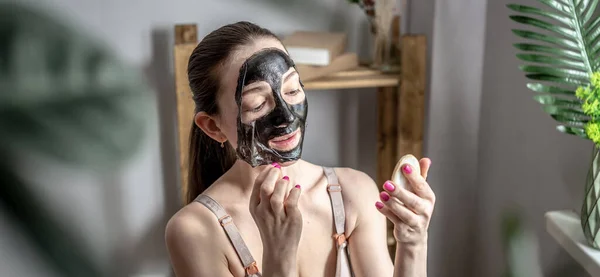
[195,195,261,276]
[323,167,347,243]
[323,167,354,277]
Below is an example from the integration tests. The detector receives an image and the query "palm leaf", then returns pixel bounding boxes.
[517,53,587,70]
[514,43,581,60]
[558,125,589,137]
[527,82,576,95]
[0,3,150,277]
[509,0,600,140]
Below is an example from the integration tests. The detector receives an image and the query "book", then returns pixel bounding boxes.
[283,31,347,66]
[295,52,359,82]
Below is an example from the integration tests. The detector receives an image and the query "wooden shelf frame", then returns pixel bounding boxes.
[302,67,400,90]
[173,24,427,255]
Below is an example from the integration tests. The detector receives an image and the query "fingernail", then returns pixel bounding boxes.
[402,164,412,174]
[283,176,289,181]
[272,162,281,169]
[383,181,395,192]
[375,202,384,209]
[295,184,301,189]
[380,191,390,202]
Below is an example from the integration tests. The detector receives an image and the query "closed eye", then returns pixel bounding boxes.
[287,89,301,96]
[251,101,266,113]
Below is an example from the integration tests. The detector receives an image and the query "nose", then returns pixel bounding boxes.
[271,102,295,127]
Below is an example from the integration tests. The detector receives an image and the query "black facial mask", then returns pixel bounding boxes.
[235,48,308,167]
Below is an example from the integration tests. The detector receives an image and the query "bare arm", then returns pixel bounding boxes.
[165,210,233,277]
[342,167,432,277]
[341,169,394,277]
[379,158,434,277]
[393,243,427,277]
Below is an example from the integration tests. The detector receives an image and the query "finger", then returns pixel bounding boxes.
[251,163,280,206]
[400,164,435,201]
[419,158,431,179]
[284,184,302,215]
[381,188,428,215]
[380,197,420,228]
[258,167,281,207]
[270,176,289,213]
[375,201,403,226]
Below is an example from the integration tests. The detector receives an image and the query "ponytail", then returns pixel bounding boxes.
[186,123,236,204]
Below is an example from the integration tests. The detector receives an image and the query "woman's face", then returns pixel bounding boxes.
[215,37,308,167]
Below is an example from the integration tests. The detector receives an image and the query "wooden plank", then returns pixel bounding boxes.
[377,86,398,187]
[174,24,198,204]
[303,73,399,90]
[398,35,427,159]
[377,86,399,257]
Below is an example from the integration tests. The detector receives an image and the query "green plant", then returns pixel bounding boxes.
[508,0,600,249]
[576,72,600,144]
[0,2,149,276]
[507,0,600,141]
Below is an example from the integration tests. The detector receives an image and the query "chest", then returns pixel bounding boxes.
[225,193,349,277]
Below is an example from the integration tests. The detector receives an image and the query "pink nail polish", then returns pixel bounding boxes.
[283,176,289,181]
[375,202,384,209]
[295,184,301,189]
[383,181,395,192]
[380,192,390,202]
[402,164,412,174]
[272,162,281,169]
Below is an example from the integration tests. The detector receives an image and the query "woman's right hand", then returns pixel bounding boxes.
[249,163,303,276]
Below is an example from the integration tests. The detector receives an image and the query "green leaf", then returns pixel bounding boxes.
[512,29,579,49]
[533,94,582,107]
[517,54,586,70]
[508,4,572,25]
[0,164,106,277]
[581,0,598,24]
[586,16,600,39]
[527,83,575,95]
[543,105,588,117]
[576,0,589,13]
[519,64,589,79]
[536,0,572,14]
[514,43,581,59]
[0,3,150,169]
[510,15,577,38]
[551,114,588,126]
[526,73,589,86]
[0,4,150,277]
[557,125,589,138]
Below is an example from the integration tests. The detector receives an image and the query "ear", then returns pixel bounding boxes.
[194,112,226,143]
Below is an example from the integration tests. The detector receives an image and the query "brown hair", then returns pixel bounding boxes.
[186,21,279,204]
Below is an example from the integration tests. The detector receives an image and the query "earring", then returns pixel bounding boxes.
[220,141,224,148]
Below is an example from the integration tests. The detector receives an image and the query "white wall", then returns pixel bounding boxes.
[425,0,487,276]
[3,0,593,276]
[0,0,387,276]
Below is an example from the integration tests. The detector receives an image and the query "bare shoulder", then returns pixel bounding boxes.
[334,167,380,204]
[165,201,216,246]
[165,200,231,277]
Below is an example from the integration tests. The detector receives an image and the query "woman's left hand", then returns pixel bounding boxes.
[376,158,435,246]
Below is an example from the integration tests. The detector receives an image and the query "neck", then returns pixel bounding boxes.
[228,158,305,194]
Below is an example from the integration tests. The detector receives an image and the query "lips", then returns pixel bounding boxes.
[271,128,300,142]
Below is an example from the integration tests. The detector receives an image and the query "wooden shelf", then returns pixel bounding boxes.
[302,67,400,90]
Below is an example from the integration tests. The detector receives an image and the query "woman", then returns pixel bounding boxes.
[165,21,436,277]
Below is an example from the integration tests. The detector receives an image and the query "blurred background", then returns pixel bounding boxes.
[0,0,595,276]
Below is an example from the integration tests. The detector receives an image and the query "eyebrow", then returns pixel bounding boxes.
[284,70,299,83]
[242,82,268,95]
[242,70,299,95]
